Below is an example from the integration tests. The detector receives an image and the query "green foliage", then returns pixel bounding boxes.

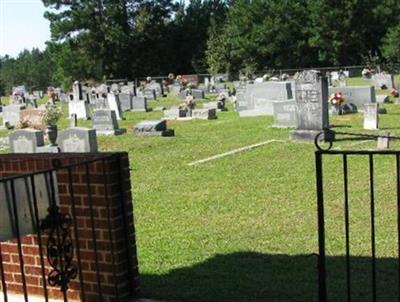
[43,104,62,126]
[206,0,400,74]
[382,25,400,64]
[0,49,54,95]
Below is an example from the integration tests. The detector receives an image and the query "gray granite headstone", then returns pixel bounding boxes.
[0,172,58,240]
[92,109,126,135]
[273,100,297,128]
[68,100,90,119]
[132,96,148,112]
[203,102,219,110]
[192,89,205,99]
[146,82,162,98]
[58,127,98,152]
[164,108,187,119]
[329,86,376,110]
[119,93,133,111]
[238,81,293,116]
[377,131,390,149]
[134,120,174,136]
[9,129,44,153]
[290,70,329,141]
[143,88,157,100]
[363,103,378,130]
[106,93,123,120]
[372,73,394,89]
[3,104,26,127]
[192,108,217,120]
[72,81,83,100]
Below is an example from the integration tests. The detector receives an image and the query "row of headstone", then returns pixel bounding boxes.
[163,108,217,120]
[237,81,294,117]
[134,120,175,136]
[9,128,98,153]
[372,73,394,89]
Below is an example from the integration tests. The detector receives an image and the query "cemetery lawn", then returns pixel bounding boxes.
[2,82,400,301]
[107,100,400,301]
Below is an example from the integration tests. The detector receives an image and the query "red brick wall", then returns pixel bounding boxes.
[0,153,139,301]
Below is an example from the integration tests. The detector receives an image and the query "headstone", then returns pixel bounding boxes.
[19,108,47,129]
[92,109,126,135]
[119,93,133,111]
[164,108,187,119]
[0,172,58,240]
[192,89,205,99]
[168,84,181,96]
[72,81,83,100]
[290,70,330,141]
[192,108,217,120]
[132,96,148,112]
[134,120,174,136]
[143,88,157,101]
[58,127,98,152]
[107,93,123,120]
[272,100,297,128]
[2,104,26,127]
[120,85,135,95]
[9,129,44,153]
[372,73,394,89]
[203,102,219,110]
[59,93,69,103]
[178,90,189,100]
[238,81,293,116]
[363,103,378,130]
[328,86,376,110]
[146,82,163,98]
[377,131,390,149]
[68,100,90,119]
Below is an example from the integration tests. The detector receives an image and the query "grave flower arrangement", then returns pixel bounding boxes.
[43,105,62,127]
[329,92,345,105]
[329,92,345,115]
[390,88,399,98]
[43,105,62,146]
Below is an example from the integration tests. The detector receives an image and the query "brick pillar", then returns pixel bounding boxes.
[0,153,140,301]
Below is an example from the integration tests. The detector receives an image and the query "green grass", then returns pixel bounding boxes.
[2,80,400,301]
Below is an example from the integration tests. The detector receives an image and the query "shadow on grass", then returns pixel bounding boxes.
[140,252,399,302]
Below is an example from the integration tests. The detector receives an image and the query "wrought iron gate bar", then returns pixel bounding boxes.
[315,129,400,152]
[343,155,351,302]
[30,174,50,302]
[369,155,377,302]
[397,155,400,300]
[67,167,86,302]
[316,143,400,301]
[10,179,29,302]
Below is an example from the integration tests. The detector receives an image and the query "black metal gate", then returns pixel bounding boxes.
[315,137,400,302]
[0,153,138,302]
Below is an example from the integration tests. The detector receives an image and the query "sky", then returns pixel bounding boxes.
[0,0,51,57]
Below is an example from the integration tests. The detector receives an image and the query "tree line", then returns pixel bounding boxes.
[1,0,399,95]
